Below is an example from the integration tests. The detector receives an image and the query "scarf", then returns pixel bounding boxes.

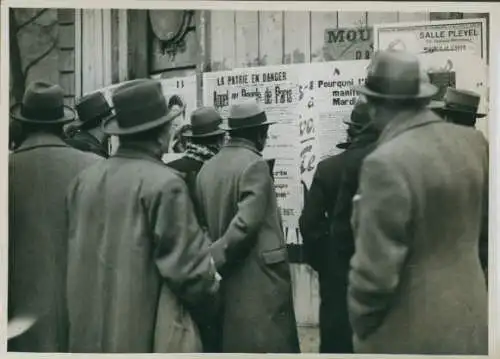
[184,142,218,163]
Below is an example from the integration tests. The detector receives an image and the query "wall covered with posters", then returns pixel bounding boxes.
[75,9,490,326]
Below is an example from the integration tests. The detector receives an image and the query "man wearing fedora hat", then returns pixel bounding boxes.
[8,81,101,352]
[65,91,114,158]
[166,106,226,352]
[429,87,486,128]
[195,98,300,353]
[299,98,379,354]
[347,50,488,354]
[65,79,221,353]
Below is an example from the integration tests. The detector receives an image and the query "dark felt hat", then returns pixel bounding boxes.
[102,79,183,135]
[337,101,373,149]
[183,107,226,138]
[10,81,75,124]
[428,87,486,118]
[356,50,438,100]
[75,91,113,129]
[222,98,275,131]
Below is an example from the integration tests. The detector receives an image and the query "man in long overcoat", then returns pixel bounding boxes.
[8,81,101,352]
[196,98,300,353]
[299,100,377,353]
[66,80,220,353]
[348,50,488,355]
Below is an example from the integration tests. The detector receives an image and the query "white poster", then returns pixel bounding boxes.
[302,61,371,160]
[203,61,371,244]
[373,18,487,60]
[203,65,302,242]
[86,75,198,156]
[374,18,489,138]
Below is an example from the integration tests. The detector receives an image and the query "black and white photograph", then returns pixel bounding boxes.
[4,1,498,356]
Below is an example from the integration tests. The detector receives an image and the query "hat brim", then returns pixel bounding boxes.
[10,103,75,124]
[429,101,486,118]
[222,120,277,131]
[102,108,183,135]
[183,128,226,138]
[355,83,438,100]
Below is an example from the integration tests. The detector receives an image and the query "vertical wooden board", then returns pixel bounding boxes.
[102,9,113,87]
[291,264,320,326]
[283,11,310,64]
[310,11,338,62]
[234,11,259,68]
[366,12,398,25]
[337,11,367,28]
[210,10,236,71]
[81,10,94,94]
[117,10,128,82]
[258,11,284,66]
[93,10,104,89]
[75,9,82,98]
[397,12,430,23]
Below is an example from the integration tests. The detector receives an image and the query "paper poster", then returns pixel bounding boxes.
[323,27,374,61]
[86,75,198,156]
[302,60,371,160]
[203,65,302,237]
[374,19,489,138]
[373,18,487,59]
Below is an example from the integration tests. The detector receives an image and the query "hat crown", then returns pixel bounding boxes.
[366,50,420,96]
[111,79,168,130]
[188,106,223,136]
[22,81,65,111]
[229,98,264,119]
[76,91,112,123]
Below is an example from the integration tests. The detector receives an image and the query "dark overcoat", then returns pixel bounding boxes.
[8,133,100,352]
[65,130,109,158]
[66,144,219,353]
[196,138,300,353]
[348,109,488,355]
[166,155,221,352]
[299,152,347,353]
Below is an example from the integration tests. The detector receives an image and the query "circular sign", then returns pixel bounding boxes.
[149,10,185,41]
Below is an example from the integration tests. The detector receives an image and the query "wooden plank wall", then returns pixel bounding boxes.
[80,9,113,96]
[57,9,76,106]
[208,10,430,326]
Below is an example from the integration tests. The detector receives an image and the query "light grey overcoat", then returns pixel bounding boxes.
[348,109,488,355]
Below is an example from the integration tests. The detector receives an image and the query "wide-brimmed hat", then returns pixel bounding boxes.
[356,50,438,100]
[337,101,373,149]
[428,87,486,118]
[102,79,183,135]
[10,81,76,124]
[222,98,275,131]
[74,91,113,129]
[183,107,226,138]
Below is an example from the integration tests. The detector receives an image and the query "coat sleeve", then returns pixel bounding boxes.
[148,177,219,308]
[299,163,331,271]
[210,160,271,270]
[348,156,412,340]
